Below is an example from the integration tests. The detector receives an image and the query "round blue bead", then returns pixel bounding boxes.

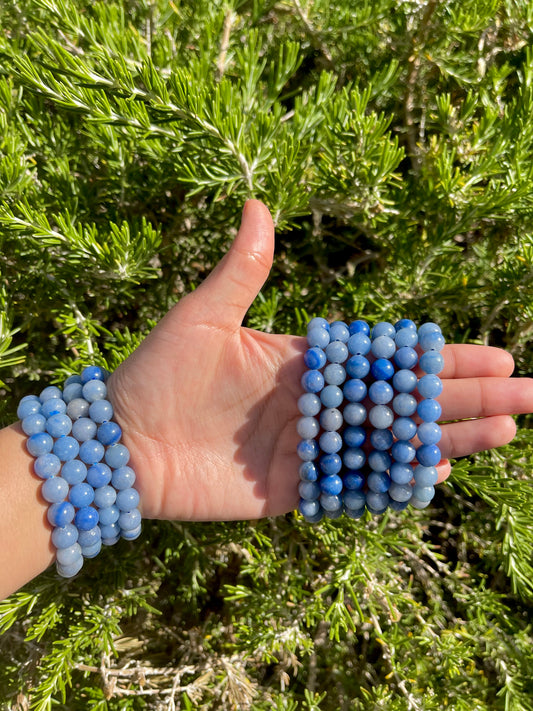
[100,522,121,540]
[98,504,120,525]
[47,501,75,527]
[323,363,346,385]
[368,380,393,404]
[62,382,83,403]
[17,397,41,420]
[347,333,371,356]
[366,491,390,512]
[319,453,342,476]
[119,509,142,531]
[417,399,442,422]
[299,481,320,500]
[345,506,367,518]
[52,523,79,548]
[52,436,80,462]
[304,347,327,370]
[64,374,82,386]
[343,403,367,426]
[412,485,435,502]
[343,471,365,490]
[392,394,417,417]
[104,443,130,469]
[419,351,444,375]
[88,399,114,423]
[392,369,417,393]
[329,322,350,343]
[319,408,343,431]
[418,322,441,337]
[82,379,107,403]
[324,507,344,520]
[299,498,320,518]
[301,370,325,394]
[56,557,84,578]
[414,465,439,486]
[372,321,395,338]
[343,447,366,470]
[416,444,441,466]
[370,428,393,450]
[307,317,330,332]
[344,426,366,448]
[121,524,142,541]
[320,385,343,408]
[367,471,391,493]
[319,431,343,454]
[394,346,418,370]
[344,490,366,509]
[46,414,72,438]
[69,482,95,508]
[39,386,62,403]
[71,417,97,442]
[56,542,83,566]
[395,319,417,331]
[417,374,443,399]
[297,416,320,439]
[307,327,330,349]
[40,398,67,418]
[371,335,396,359]
[81,365,106,383]
[320,493,343,512]
[391,440,416,463]
[371,358,394,381]
[27,432,53,457]
[298,393,321,417]
[390,462,414,485]
[346,355,370,379]
[325,341,348,364]
[419,331,445,352]
[392,417,417,441]
[66,398,90,420]
[61,459,87,485]
[75,506,99,531]
[320,475,343,495]
[97,421,122,446]
[297,439,319,461]
[388,483,413,502]
[22,413,47,436]
[81,540,102,559]
[343,379,367,402]
[79,439,105,464]
[77,526,101,547]
[93,485,117,509]
[390,499,410,511]
[42,476,69,503]
[368,405,394,429]
[349,320,370,336]
[394,328,418,348]
[417,422,442,446]
[34,453,62,479]
[368,450,391,472]
[111,465,136,490]
[299,461,318,481]
[410,497,431,509]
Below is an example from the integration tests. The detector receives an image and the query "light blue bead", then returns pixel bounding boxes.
[111,465,136,490]
[297,439,319,461]
[343,403,367,426]
[368,380,393,404]
[392,417,417,441]
[414,465,439,486]
[301,370,325,393]
[52,436,80,462]
[395,319,417,331]
[56,543,83,566]
[307,317,330,332]
[69,482,95,508]
[392,369,417,393]
[367,471,391,493]
[417,422,442,446]
[417,398,442,422]
[299,481,321,500]
[102,535,121,546]
[98,503,120,525]
[418,322,441,337]
[116,487,140,511]
[417,444,441,466]
[343,447,365,470]
[419,331,445,352]
[307,327,330,349]
[56,556,84,578]
[97,421,122,446]
[46,414,72,438]
[368,405,394,429]
[343,471,365,490]
[323,363,346,385]
[121,525,142,541]
[366,491,390,512]
[52,523,78,548]
[394,328,418,348]
[66,398,90,420]
[390,499,410,511]
[417,374,443,399]
[82,379,107,403]
[319,454,342,476]
[371,335,396,359]
[81,540,102,558]
[394,346,418,370]
[298,393,321,417]
[344,490,366,509]
[81,365,106,383]
[104,522,123,540]
[392,394,417,417]
[419,351,444,375]
[105,443,130,469]
[410,497,431,509]
[320,475,343,495]
[62,382,83,403]
[329,322,349,343]
[61,459,87,485]
[370,428,393,450]
[75,506,99,531]
[79,439,105,464]
[391,440,416,464]
[119,510,141,533]
[390,462,414,485]
[17,396,41,420]
[371,359,394,381]
[88,399,114,423]
[346,355,370,379]
[389,483,413,502]
[42,476,69,503]
[372,321,395,338]
[47,501,75,527]
[320,385,343,408]
[325,341,348,364]
[368,450,391,472]
[40,398,67,418]
[299,461,318,481]
[320,493,343,512]
[22,413,46,436]
[64,374,83,386]
[71,417,97,442]
[34,453,62,479]
[319,408,343,431]
[412,485,435,502]
[347,333,371,356]
[39,386,62,403]
[349,320,370,336]
[298,498,320,518]
[27,432,53,457]
[304,347,327,370]
[344,426,366,448]
[94,486,117,509]
[77,526,101,547]
[319,431,342,454]
[343,379,367,402]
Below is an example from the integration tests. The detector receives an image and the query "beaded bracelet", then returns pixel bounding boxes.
[18,366,141,578]
[297,319,444,522]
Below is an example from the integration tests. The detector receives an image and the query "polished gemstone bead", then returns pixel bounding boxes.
[416,444,441,466]
[417,374,443,399]
[343,402,367,426]
[372,321,395,338]
[320,493,343,512]
[388,482,413,502]
[391,440,416,463]
[47,501,75,527]
[111,465,136,490]
[22,413,46,436]
[81,540,102,558]
[325,341,348,364]
[329,322,350,343]
[320,475,343,495]
[89,468,115,495]
[98,421,122,446]
[343,471,365,490]
[368,380,393,404]
[39,386,62,403]
[370,428,393,450]
[323,363,346,385]
[389,499,409,511]
[299,498,321,518]
[392,393,417,417]
[297,416,320,439]
[412,485,435,502]
[344,490,366,510]
[98,503,119,524]
[367,471,391,493]
[34,453,62,479]
[56,542,83,566]
[390,462,414,484]
[41,398,67,418]
[371,335,396,359]
[122,524,142,540]
[299,481,320,500]
[319,431,343,454]
[366,491,389,513]
[368,450,391,472]
[343,447,366,470]
[343,378,367,402]
[88,399,114,423]
[324,507,344,519]
[72,417,97,442]
[417,422,442,445]
[392,417,417,441]
[93,485,117,509]
[410,497,431,509]
[371,358,394,381]
[17,396,41,420]
[56,557,84,578]
[75,506,99,531]
[53,435,80,462]
[394,346,418,370]
[81,365,106,383]
[77,526,101,547]
[27,432,53,457]
[69,482,95,508]
[301,370,325,393]
[307,317,330,332]
[419,351,444,374]
[395,319,417,331]
[346,355,370,379]
[100,522,121,540]
[307,327,330,349]
[66,397,90,420]
[347,333,371,356]
[119,509,142,531]
[320,385,343,408]
[304,347,327,370]
[320,453,342,476]
[104,443,130,469]
[319,408,343,431]
[368,405,394,429]
[392,369,417,393]
[42,476,69,503]
[298,393,321,417]
[61,459,87,485]
[419,331,445,352]
[64,374,82,387]
[345,506,366,519]
[344,426,366,448]
[46,414,72,438]
[418,322,441,337]
[349,320,370,336]
[417,398,442,422]
[394,327,418,348]
[414,465,439,486]
[82,379,107,403]
[63,382,83,403]
[299,461,318,481]
[79,439,105,464]
[52,523,78,548]
[297,439,319,461]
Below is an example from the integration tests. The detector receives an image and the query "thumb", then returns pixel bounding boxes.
[188,199,275,329]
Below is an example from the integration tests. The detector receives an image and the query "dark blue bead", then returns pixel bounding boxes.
[301,370,325,393]
[394,319,416,331]
[320,475,343,495]
[297,439,319,461]
[346,355,370,379]
[75,506,99,531]
[371,358,394,381]
[69,482,95,508]
[389,499,409,511]
[81,365,106,383]
[319,453,342,475]
[417,444,441,466]
[367,471,391,493]
[370,428,393,450]
[97,421,122,446]
[304,347,327,370]
[345,506,366,519]
[348,320,370,336]
[344,426,366,448]
[343,471,365,490]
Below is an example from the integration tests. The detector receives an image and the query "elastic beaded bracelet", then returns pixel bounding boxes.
[297,319,445,522]
[18,366,141,577]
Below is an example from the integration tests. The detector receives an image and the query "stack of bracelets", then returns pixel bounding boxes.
[297,318,444,522]
[17,366,141,578]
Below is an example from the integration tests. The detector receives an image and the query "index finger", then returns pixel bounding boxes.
[438,344,514,380]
